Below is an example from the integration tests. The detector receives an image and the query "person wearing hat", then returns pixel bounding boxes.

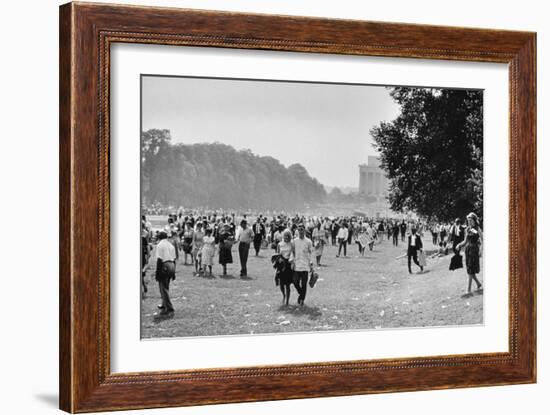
[407,227,424,274]
[236,219,254,277]
[456,212,483,296]
[155,231,176,315]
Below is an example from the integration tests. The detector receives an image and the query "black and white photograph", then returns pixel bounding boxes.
[140,75,484,339]
[1,0,545,413]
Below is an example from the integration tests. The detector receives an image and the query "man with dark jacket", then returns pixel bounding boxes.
[407,228,424,274]
[252,217,265,256]
[400,220,407,241]
[392,222,400,247]
[331,220,339,246]
[448,218,465,253]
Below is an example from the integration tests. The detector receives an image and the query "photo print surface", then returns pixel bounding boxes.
[140,75,484,339]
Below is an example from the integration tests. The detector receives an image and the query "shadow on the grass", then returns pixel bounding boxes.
[460,288,483,299]
[200,273,216,279]
[240,275,254,281]
[219,274,237,279]
[278,304,322,320]
[153,312,175,323]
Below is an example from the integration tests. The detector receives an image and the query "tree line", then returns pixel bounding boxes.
[141,129,327,210]
[142,86,483,220]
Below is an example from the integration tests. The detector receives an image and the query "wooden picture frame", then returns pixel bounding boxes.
[59,2,536,412]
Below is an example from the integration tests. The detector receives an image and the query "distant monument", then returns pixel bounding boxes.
[358,156,389,201]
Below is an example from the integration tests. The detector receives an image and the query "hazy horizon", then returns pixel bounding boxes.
[142,75,400,188]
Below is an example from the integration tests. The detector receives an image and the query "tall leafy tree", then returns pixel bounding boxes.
[371,87,483,222]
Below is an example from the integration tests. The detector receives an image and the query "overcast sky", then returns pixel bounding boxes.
[142,75,400,188]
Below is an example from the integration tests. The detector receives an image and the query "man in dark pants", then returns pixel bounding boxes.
[331,220,339,246]
[236,219,254,277]
[155,231,176,315]
[407,228,424,274]
[400,220,407,242]
[392,222,400,247]
[292,225,313,306]
[252,217,265,256]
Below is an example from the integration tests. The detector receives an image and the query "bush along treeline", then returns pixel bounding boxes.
[141,129,327,210]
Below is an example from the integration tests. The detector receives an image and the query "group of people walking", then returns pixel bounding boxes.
[142,208,483,316]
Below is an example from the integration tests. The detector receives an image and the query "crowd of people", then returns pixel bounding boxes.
[142,207,483,316]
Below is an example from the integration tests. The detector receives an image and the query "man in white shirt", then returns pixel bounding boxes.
[292,225,314,306]
[336,223,349,257]
[155,231,177,315]
[236,219,254,277]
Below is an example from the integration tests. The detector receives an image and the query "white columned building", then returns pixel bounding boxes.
[358,156,389,201]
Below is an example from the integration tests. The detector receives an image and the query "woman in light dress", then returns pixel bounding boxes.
[192,222,205,275]
[355,226,369,256]
[311,222,325,266]
[366,223,377,251]
[201,227,216,278]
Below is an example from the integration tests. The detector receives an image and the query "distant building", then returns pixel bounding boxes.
[358,156,389,200]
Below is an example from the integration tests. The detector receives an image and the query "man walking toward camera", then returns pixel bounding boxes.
[252,217,265,256]
[392,221,400,247]
[236,219,254,277]
[292,224,314,306]
[400,220,407,242]
[155,231,176,315]
[407,227,424,274]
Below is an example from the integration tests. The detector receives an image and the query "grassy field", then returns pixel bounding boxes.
[141,235,483,338]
